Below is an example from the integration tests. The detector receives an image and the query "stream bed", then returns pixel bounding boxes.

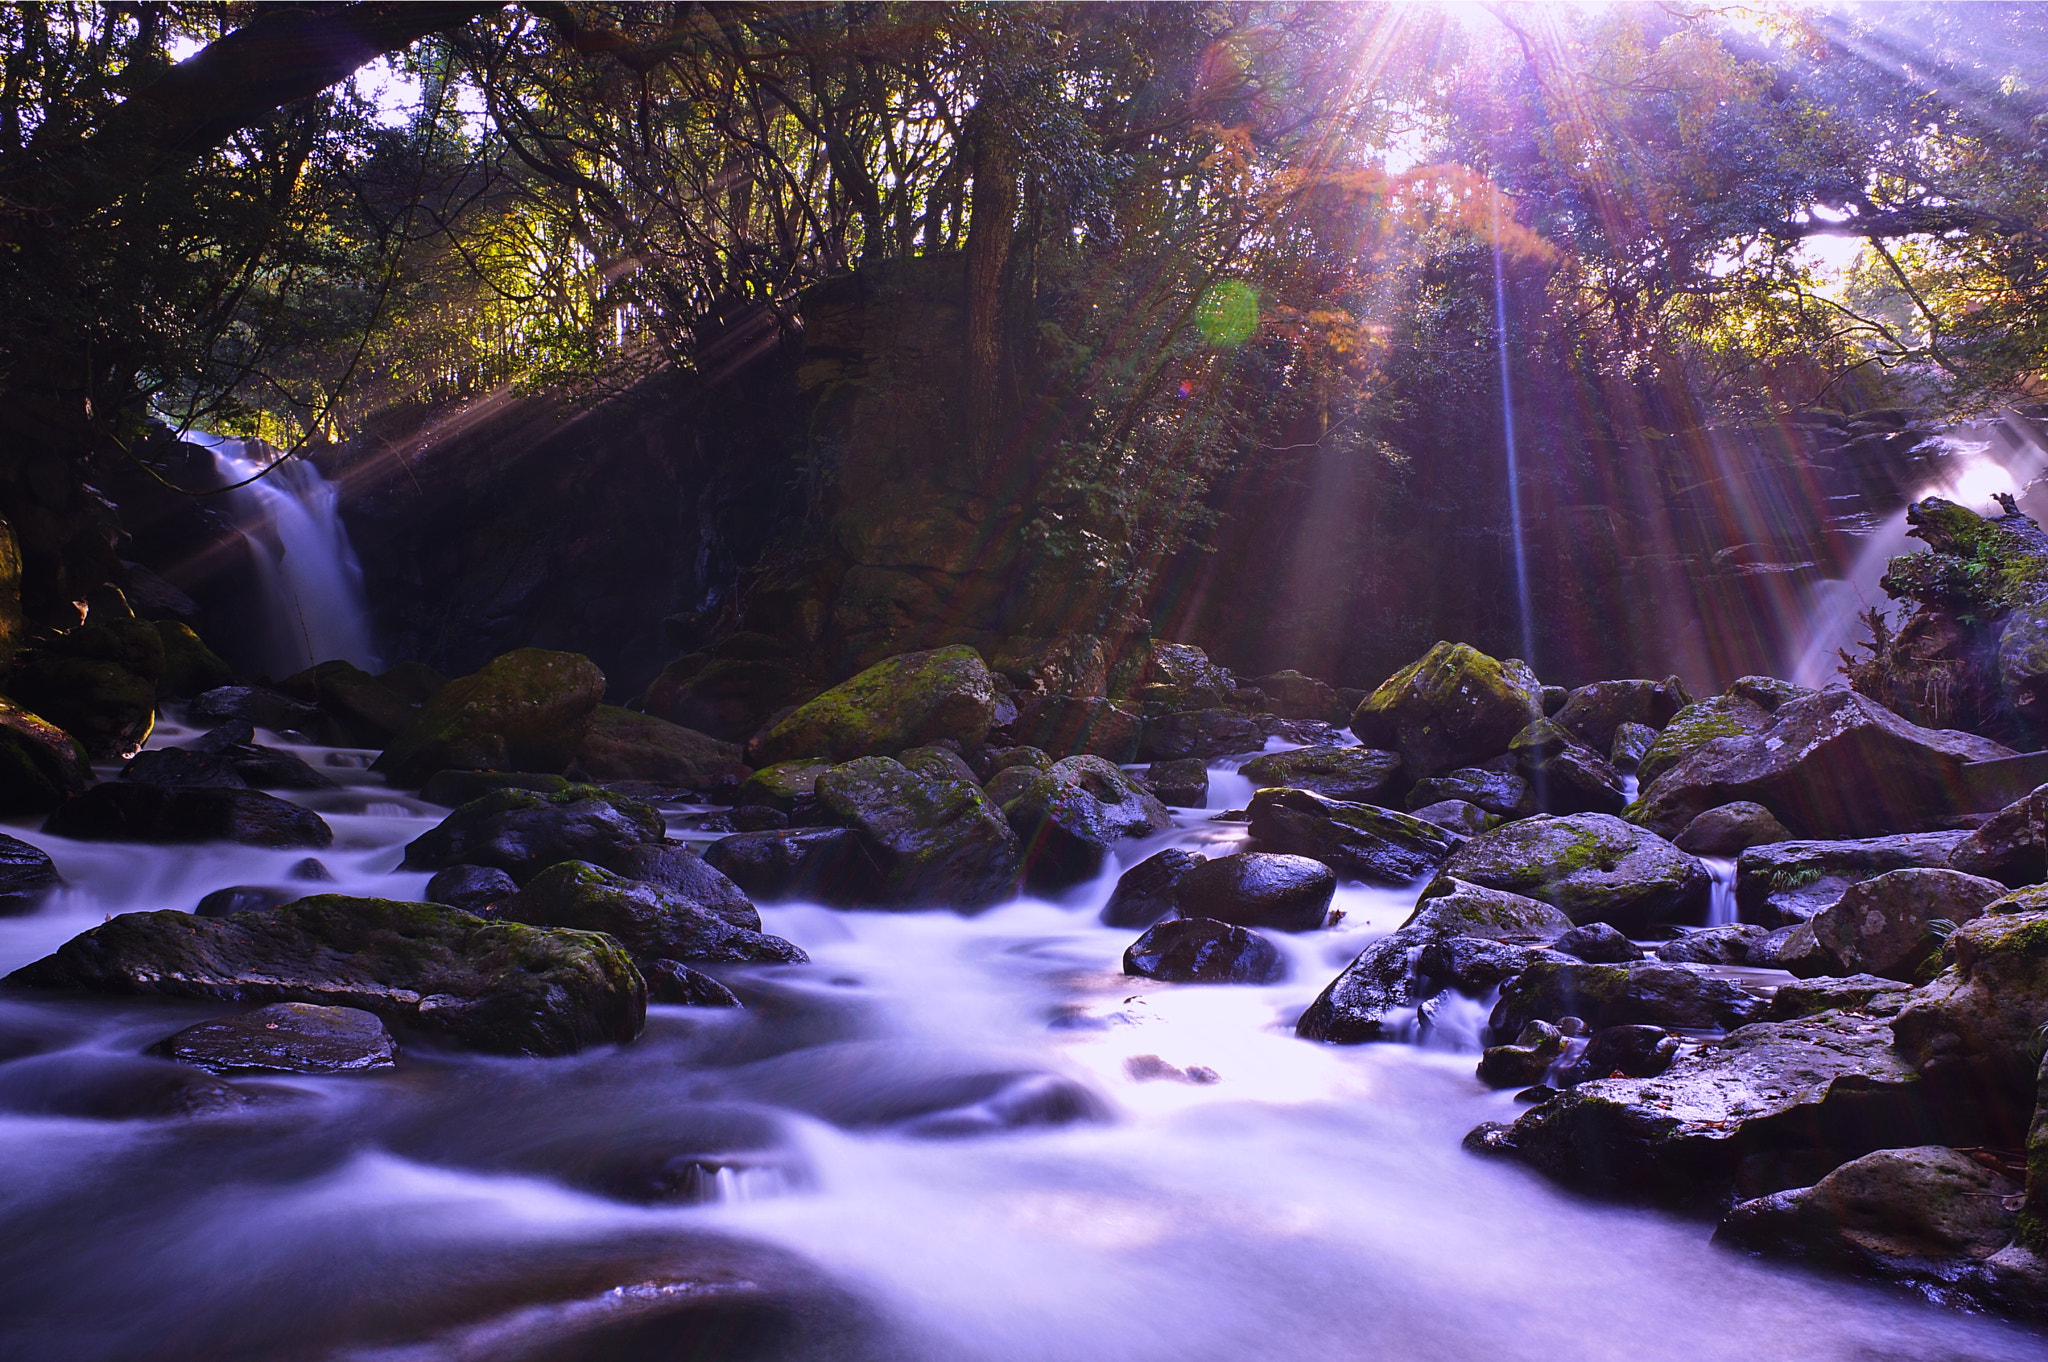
[0,720,2043,1361]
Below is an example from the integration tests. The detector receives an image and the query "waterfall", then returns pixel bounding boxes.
[196,435,381,680]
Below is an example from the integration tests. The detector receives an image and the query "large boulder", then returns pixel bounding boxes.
[1137,709,1265,761]
[1671,801,1793,856]
[1489,960,1764,1035]
[1473,1009,1950,1205]
[150,621,234,700]
[1893,898,2048,1134]
[501,861,806,966]
[1238,745,1402,804]
[45,783,332,849]
[400,786,667,884]
[1172,852,1334,932]
[569,706,751,793]
[1144,757,1208,808]
[815,753,1020,907]
[374,649,606,785]
[280,660,420,746]
[188,685,319,733]
[0,699,93,814]
[1633,691,1776,788]
[1123,918,1284,984]
[641,652,820,742]
[4,896,645,1056]
[751,645,996,766]
[1552,679,1688,755]
[607,841,761,930]
[1809,868,2006,981]
[121,723,330,790]
[1139,642,1234,709]
[7,618,164,758]
[1247,786,1459,884]
[1948,783,2048,886]
[0,834,59,915]
[152,1002,398,1074]
[1509,718,1627,815]
[1628,688,2014,840]
[1100,847,1202,928]
[1433,814,1711,933]
[1350,642,1542,783]
[1295,880,1572,1043]
[702,827,883,905]
[1004,695,1143,762]
[1733,831,1972,926]
[1000,755,1169,891]
[1250,670,1351,724]
[1405,766,1534,819]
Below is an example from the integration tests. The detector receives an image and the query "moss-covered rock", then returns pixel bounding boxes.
[1509,718,1627,815]
[1552,678,1689,754]
[1001,755,1170,891]
[1350,641,1542,783]
[501,861,805,966]
[1893,898,2048,1132]
[1733,831,1971,927]
[569,705,750,793]
[1810,867,2006,981]
[736,759,834,816]
[815,752,1020,907]
[374,648,606,785]
[1247,786,1458,885]
[1883,495,2048,614]
[4,896,645,1056]
[151,621,233,699]
[1249,669,1351,724]
[752,645,996,766]
[1633,693,1773,788]
[0,698,92,814]
[1239,745,1402,804]
[8,618,164,758]
[400,785,667,884]
[1433,813,1710,933]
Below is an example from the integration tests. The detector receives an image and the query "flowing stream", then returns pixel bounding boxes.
[0,725,2042,1361]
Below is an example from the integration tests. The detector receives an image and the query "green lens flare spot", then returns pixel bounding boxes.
[1195,280,1259,346]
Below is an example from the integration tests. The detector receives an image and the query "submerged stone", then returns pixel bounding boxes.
[151,1002,397,1074]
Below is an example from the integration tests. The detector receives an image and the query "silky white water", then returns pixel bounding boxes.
[0,725,2041,1361]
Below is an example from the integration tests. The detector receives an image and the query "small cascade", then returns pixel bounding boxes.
[1702,857,1738,927]
[198,436,381,679]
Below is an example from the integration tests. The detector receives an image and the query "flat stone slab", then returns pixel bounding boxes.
[153,1002,397,1074]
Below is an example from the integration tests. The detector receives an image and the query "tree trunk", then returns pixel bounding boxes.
[962,107,1018,467]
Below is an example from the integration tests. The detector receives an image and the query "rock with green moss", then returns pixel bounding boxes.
[1552,678,1689,754]
[569,705,751,793]
[151,621,234,699]
[737,759,834,816]
[1948,783,2048,886]
[501,861,805,966]
[1883,495,2048,615]
[374,648,606,785]
[1893,898,2048,1127]
[1633,693,1773,788]
[815,753,1020,907]
[1509,718,1627,814]
[401,785,667,884]
[1350,642,1542,783]
[1734,832,1971,926]
[1490,959,1763,1035]
[1239,745,1402,804]
[0,698,92,814]
[1433,813,1709,933]
[1247,786,1459,885]
[1629,689,2012,840]
[1001,755,1170,891]
[752,645,996,766]
[1809,867,2005,981]
[3,896,645,1056]
[8,618,164,758]
[1249,669,1350,724]
[1295,879,1572,1043]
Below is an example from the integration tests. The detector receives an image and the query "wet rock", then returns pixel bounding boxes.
[1511,718,1628,815]
[982,745,1052,776]
[1140,642,1236,710]
[1734,831,1971,926]
[1629,689,2014,840]
[1491,960,1763,1035]
[1672,801,1794,857]
[1433,813,1710,933]
[1411,799,1490,836]
[1747,921,1832,975]
[1000,755,1170,891]
[1004,695,1143,762]
[151,1002,398,1074]
[1552,922,1643,963]
[121,732,331,790]
[375,648,607,785]
[0,1051,246,1119]
[1172,852,1334,932]
[4,895,645,1056]
[1124,1054,1220,1084]
[702,827,884,905]
[1145,757,1208,808]
[8,618,164,758]
[289,857,335,882]
[1479,1021,1567,1088]
[0,699,93,814]
[45,783,333,849]
[0,833,59,915]
[607,842,761,931]
[643,959,743,1007]
[417,770,572,807]
[752,644,997,766]
[569,706,751,794]
[642,653,819,742]
[815,754,1020,907]
[1239,745,1403,804]
[1715,1146,2020,1292]
[1810,868,2005,981]
[1099,847,1202,928]
[1609,722,1657,775]
[1556,1024,1680,1085]
[734,760,832,819]
[1481,1008,1946,1205]
[1655,923,1769,965]
[1634,691,1776,788]
[502,861,806,966]
[1296,880,1572,1043]
[1554,678,1689,754]
[1404,766,1534,818]
[1123,917,1285,984]
[1893,898,2048,1130]
[1137,709,1266,761]
[1766,974,1914,1022]
[194,885,291,917]
[1247,786,1459,884]
[1350,642,1543,783]
[1250,670,1351,724]
[400,786,667,884]
[188,685,320,734]
[733,805,786,833]
[281,660,420,746]
[151,621,234,699]
[1947,783,2048,886]
[424,864,518,915]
